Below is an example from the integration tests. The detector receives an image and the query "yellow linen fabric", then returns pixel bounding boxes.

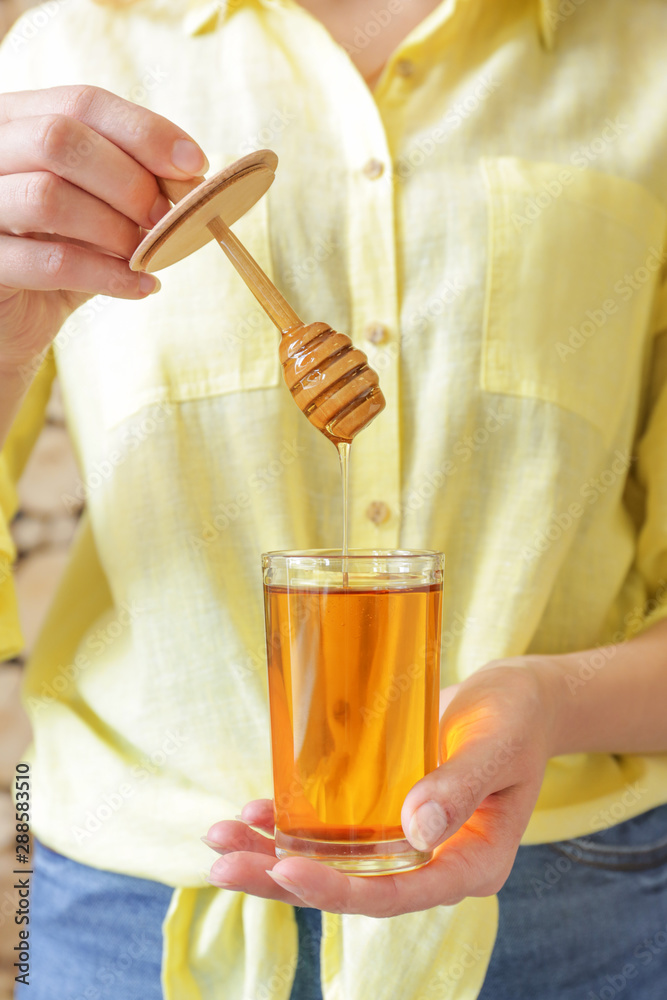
[2,0,667,996]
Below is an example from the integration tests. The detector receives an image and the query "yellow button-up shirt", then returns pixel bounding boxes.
[3,0,667,996]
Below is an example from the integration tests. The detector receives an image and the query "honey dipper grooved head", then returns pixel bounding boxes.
[279,322,386,443]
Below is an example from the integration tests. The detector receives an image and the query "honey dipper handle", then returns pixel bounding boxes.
[206,217,302,334]
[157,176,302,335]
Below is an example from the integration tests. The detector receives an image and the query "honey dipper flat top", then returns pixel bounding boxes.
[130,149,278,273]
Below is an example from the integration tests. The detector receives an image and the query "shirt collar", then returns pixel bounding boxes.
[183,0,562,50]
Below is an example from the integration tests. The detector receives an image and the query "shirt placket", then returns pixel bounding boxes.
[345,2,472,551]
[321,67,401,550]
[286,3,463,552]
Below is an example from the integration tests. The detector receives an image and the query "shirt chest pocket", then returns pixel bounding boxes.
[94,153,280,430]
[480,157,667,443]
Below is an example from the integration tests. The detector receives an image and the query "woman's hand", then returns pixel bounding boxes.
[202,660,559,916]
[0,85,208,369]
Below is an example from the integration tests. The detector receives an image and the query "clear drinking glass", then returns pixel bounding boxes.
[262,549,444,875]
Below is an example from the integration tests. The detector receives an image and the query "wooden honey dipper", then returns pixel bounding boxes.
[130,150,385,444]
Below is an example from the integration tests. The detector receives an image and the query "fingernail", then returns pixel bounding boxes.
[139,273,161,296]
[207,858,237,887]
[266,869,305,895]
[171,139,209,174]
[200,836,228,853]
[148,193,171,226]
[205,875,238,888]
[408,801,448,851]
[234,814,245,822]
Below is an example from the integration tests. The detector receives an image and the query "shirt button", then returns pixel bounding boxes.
[362,158,385,180]
[395,58,415,78]
[366,501,391,525]
[364,322,388,345]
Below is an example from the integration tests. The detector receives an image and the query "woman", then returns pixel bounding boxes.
[1,0,667,997]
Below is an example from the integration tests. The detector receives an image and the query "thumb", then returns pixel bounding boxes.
[401,734,521,852]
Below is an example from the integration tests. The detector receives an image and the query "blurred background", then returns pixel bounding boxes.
[0,5,82,996]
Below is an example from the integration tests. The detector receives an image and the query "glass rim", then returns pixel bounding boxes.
[262,548,444,563]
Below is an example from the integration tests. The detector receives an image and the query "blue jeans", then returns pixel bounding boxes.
[477,801,667,999]
[16,804,667,999]
[16,840,322,1000]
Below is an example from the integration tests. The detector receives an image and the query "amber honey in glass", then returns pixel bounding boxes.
[262,550,444,874]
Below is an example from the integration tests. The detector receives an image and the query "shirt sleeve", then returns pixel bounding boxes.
[628,274,667,636]
[0,352,56,659]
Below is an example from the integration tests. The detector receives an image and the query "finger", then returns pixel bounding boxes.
[0,117,173,230]
[238,799,275,834]
[0,172,141,260]
[0,86,209,178]
[265,799,522,917]
[203,820,276,858]
[207,851,316,907]
[401,732,522,852]
[0,235,159,299]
